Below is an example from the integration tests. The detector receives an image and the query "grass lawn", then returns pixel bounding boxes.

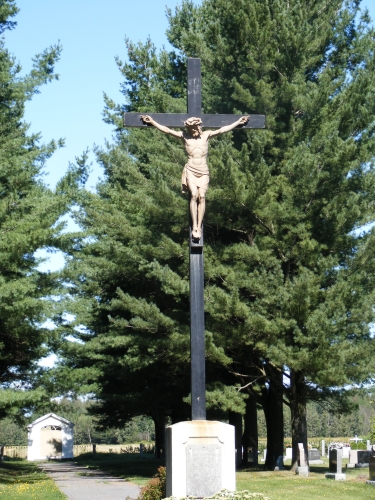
[0,459,67,500]
[74,454,375,499]
[237,459,374,500]
[74,452,165,486]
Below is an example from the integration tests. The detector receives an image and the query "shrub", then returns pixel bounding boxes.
[139,466,166,500]
[350,441,366,450]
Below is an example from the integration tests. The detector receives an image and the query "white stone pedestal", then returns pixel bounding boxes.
[166,420,235,498]
[297,466,309,477]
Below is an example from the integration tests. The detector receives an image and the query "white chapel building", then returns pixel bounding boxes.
[27,413,74,461]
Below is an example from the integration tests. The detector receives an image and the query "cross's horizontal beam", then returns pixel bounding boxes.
[123,113,265,129]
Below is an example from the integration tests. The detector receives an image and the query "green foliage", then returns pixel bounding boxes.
[0,460,66,499]
[59,0,375,459]
[0,417,27,445]
[349,440,367,450]
[370,418,375,442]
[139,466,166,500]
[0,1,88,420]
[260,390,375,438]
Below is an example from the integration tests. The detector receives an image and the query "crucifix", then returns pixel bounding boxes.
[123,58,265,421]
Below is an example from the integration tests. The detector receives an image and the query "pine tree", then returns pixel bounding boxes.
[167,0,375,467]
[61,0,375,469]
[0,1,87,419]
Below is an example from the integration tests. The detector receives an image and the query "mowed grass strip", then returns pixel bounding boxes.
[75,454,375,499]
[237,461,374,500]
[74,452,165,485]
[0,459,67,500]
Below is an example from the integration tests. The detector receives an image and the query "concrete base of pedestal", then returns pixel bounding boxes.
[355,463,369,468]
[325,473,346,480]
[366,480,375,486]
[166,420,235,499]
[309,460,324,464]
[346,463,355,468]
[296,466,309,476]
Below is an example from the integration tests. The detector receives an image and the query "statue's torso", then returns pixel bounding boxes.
[183,132,210,174]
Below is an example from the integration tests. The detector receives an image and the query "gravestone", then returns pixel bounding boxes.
[285,447,293,460]
[165,421,235,498]
[308,448,323,464]
[252,446,259,466]
[296,443,309,477]
[366,449,375,486]
[326,448,346,480]
[321,440,325,457]
[347,449,358,468]
[275,455,284,471]
[356,450,371,468]
[342,445,350,459]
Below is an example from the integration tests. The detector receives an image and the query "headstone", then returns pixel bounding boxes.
[308,449,320,461]
[342,446,350,459]
[367,440,371,451]
[369,454,375,480]
[262,449,267,462]
[308,448,323,464]
[347,449,358,468]
[285,447,293,460]
[299,443,306,466]
[166,420,235,498]
[321,440,325,457]
[296,443,309,477]
[366,449,375,486]
[355,450,371,468]
[274,455,284,471]
[326,448,346,480]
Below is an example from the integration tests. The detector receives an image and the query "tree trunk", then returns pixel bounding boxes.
[153,414,166,459]
[290,369,308,470]
[242,396,258,465]
[229,412,243,467]
[262,371,284,470]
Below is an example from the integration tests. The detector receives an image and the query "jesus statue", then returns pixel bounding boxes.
[140,114,249,240]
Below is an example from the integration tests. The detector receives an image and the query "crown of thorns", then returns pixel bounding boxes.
[184,117,202,127]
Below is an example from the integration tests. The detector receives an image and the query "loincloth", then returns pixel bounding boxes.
[181,165,210,193]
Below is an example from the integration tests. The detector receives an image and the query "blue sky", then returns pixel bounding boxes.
[4,0,375,273]
[4,0,201,191]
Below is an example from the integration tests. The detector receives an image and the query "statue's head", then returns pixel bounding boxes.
[184,117,202,137]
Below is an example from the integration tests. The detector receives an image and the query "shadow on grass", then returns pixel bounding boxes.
[237,463,332,475]
[0,460,50,485]
[74,452,165,483]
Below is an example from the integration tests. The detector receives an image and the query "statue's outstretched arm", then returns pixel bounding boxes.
[208,116,249,137]
[140,115,183,138]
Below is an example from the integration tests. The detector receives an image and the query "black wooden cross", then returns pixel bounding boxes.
[123,58,265,421]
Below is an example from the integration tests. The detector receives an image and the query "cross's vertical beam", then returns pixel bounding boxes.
[187,59,206,420]
[187,58,202,116]
[190,230,206,420]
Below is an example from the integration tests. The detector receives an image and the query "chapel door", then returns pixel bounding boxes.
[40,425,62,458]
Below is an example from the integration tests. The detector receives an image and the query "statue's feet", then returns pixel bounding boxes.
[192,228,201,241]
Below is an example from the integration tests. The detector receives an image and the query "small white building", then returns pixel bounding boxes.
[27,413,74,461]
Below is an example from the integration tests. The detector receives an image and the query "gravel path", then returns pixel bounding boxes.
[39,461,141,500]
